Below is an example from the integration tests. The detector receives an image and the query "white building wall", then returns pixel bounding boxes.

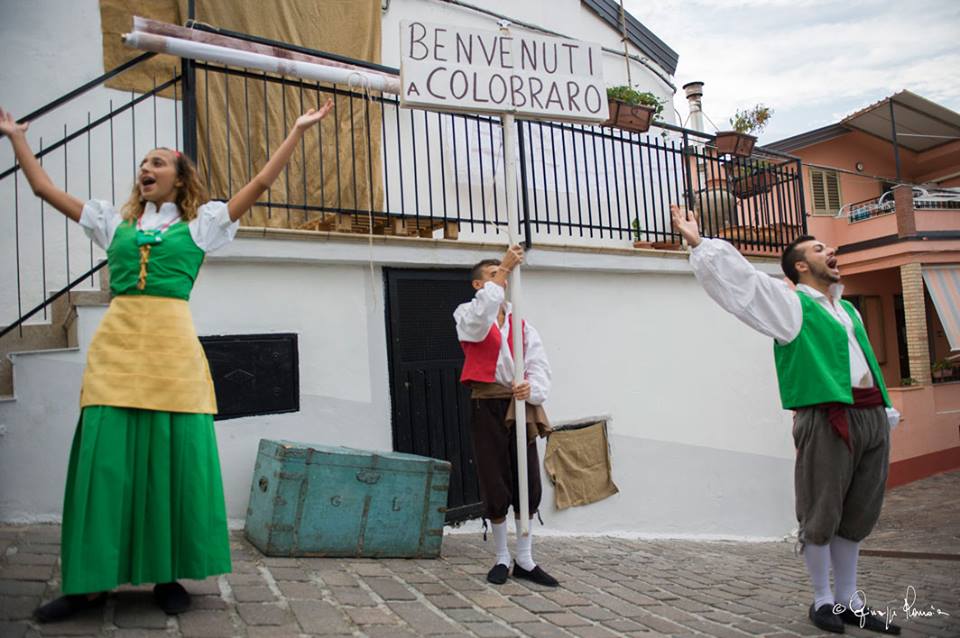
[0,2,798,538]
[0,239,796,539]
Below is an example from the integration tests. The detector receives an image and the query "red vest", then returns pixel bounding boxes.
[460,315,521,385]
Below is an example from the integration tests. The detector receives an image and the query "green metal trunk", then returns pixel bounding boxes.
[244,439,451,557]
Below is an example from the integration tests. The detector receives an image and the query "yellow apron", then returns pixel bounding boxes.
[80,295,217,414]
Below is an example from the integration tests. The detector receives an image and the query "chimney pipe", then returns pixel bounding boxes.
[683,81,705,133]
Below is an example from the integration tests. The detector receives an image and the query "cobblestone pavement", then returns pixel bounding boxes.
[2,471,957,638]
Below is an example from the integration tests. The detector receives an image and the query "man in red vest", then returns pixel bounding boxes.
[672,205,900,635]
[454,245,557,587]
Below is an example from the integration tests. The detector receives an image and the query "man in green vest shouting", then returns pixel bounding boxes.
[671,205,901,635]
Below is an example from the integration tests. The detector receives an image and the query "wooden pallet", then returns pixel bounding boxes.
[296,213,458,239]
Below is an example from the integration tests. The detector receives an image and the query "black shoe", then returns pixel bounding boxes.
[809,603,845,634]
[511,563,559,587]
[486,563,509,585]
[33,593,107,623]
[837,606,901,635]
[154,581,191,614]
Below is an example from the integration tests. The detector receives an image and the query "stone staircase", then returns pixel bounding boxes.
[0,269,110,398]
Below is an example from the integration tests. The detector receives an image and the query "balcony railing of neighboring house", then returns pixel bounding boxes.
[0,31,806,334]
[840,186,960,223]
[842,194,897,223]
[913,186,960,210]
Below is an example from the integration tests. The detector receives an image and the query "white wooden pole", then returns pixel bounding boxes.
[501,113,530,537]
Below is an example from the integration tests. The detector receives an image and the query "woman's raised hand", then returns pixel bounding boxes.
[0,107,29,139]
[294,99,335,132]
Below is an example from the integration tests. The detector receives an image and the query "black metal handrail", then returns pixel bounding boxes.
[9,52,157,127]
[0,261,107,340]
[0,74,181,181]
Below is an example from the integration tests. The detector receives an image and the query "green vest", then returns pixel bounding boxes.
[107,221,205,300]
[773,291,890,409]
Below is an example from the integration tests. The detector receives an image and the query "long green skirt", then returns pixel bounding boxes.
[60,406,232,594]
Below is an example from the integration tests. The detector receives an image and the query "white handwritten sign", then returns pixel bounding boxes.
[399,20,608,122]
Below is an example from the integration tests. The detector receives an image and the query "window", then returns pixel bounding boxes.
[809,168,842,215]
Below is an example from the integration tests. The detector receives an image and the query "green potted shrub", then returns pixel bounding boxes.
[605,86,664,134]
[932,359,952,380]
[728,157,782,199]
[630,217,681,250]
[714,104,772,157]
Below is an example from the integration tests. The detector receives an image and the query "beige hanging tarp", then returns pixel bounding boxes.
[100,0,183,94]
[544,421,619,510]
[100,0,384,229]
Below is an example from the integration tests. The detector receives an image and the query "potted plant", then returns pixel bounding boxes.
[631,217,680,250]
[714,105,772,157]
[932,359,952,380]
[631,218,653,248]
[728,157,781,199]
[605,86,664,134]
[900,377,917,387]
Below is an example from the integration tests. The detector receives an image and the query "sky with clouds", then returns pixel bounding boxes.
[627,0,960,144]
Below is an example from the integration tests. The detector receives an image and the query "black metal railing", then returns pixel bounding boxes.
[181,60,804,249]
[2,30,806,334]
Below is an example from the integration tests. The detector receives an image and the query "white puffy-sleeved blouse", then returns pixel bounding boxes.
[79,200,239,253]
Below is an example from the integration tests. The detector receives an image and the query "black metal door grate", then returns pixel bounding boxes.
[385,269,483,524]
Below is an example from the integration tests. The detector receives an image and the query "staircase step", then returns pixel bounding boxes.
[1,274,109,396]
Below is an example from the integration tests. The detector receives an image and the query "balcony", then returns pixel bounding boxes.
[843,187,960,223]
[809,186,960,254]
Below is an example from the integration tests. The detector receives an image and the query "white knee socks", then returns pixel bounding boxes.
[830,536,863,610]
[803,541,834,609]
[492,521,511,566]
[514,518,536,570]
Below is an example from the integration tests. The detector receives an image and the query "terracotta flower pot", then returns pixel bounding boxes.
[604,99,655,133]
[729,169,777,199]
[714,131,757,157]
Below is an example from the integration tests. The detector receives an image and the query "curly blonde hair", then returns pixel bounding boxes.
[121,148,208,222]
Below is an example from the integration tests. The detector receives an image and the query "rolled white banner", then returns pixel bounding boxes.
[122,31,401,94]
